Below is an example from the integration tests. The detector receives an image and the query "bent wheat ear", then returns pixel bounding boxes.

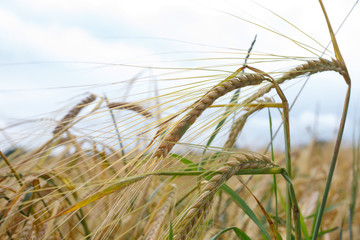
[240,58,347,107]
[154,72,271,158]
[278,58,346,83]
[154,57,345,158]
[52,94,97,135]
[108,102,153,118]
[175,154,276,239]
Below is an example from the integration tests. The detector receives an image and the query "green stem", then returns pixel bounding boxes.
[284,128,292,240]
[265,72,294,239]
[0,151,23,187]
[312,85,351,240]
[104,95,126,157]
[268,109,278,228]
[281,170,301,239]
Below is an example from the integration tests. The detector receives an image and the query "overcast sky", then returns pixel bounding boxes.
[0,0,359,149]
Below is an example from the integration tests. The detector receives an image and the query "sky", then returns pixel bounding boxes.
[0,0,359,150]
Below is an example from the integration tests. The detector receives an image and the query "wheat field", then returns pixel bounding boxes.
[0,1,359,239]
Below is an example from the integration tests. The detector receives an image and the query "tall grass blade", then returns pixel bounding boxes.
[169,219,174,240]
[221,184,272,240]
[281,170,301,240]
[241,179,282,240]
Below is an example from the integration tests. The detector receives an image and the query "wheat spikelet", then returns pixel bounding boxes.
[142,184,176,240]
[107,102,153,118]
[52,94,97,135]
[154,73,271,158]
[224,98,274,149]
[278,58,346,83]
[175,154,276,240]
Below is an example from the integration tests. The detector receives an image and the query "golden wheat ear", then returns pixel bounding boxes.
[153,66,276,159]
[107,102,153,118]
[174,154,277,240]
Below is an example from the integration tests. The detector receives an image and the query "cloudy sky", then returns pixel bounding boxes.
[0,0,359,149]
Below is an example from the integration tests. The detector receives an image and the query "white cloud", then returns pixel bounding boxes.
[0,7,153,62]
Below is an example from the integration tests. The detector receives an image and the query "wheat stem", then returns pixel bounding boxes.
[312,1,351,238]
[0,151,23,187]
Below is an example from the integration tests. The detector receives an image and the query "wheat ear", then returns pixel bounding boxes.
[142,185,176,240]
[175,154,276,240]
[107,102,153,118]
[52,94,96,135]
[158,58,345,157]
[278,58,346,83]
[240,58,346,107]
[224,98,274,149]
[154,73,272,158]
